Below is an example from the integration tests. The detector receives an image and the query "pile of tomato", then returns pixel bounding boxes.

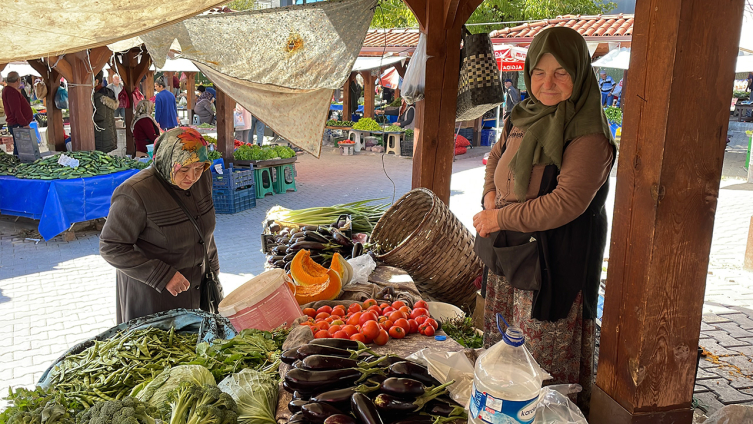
[300,299,439,346]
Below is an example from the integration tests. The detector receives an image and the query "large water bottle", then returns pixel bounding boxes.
[469,315,546,424]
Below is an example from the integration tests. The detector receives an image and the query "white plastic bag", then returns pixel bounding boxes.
[401,33,428,104]
[531,385,588,424]
[407,348,475,407]
[346,254,376,285]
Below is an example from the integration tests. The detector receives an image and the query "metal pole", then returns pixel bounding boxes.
[495,105,501,144]
[748,137,753,183]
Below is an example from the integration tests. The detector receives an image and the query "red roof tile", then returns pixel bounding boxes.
[363,29,421,48]
[490,14,634,40]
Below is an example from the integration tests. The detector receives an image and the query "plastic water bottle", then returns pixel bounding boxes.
[469,315,545,424]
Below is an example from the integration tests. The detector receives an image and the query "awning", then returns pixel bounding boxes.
[493,44,527,72]
[1,62,41,78]
[592,47,631,70]
[379,67,401,89]
[352,56,404,72]
[157,58,201,73]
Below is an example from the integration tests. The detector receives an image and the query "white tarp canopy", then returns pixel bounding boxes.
[157,58,200,73]
[592,47,631,70]
[1,62,41,78]
[736,55,753,73]
[0,0,226,63]
[352,56,404,72]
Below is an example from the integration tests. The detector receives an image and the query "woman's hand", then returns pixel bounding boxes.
[473,210,501,238]
[165,271,190,296]
[483,191,497,211]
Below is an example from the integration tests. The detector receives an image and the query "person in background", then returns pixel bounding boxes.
[250,114,265,146]
[394,99,415,129]
[382,86,395,104]
[205,86,216,98]
[172,74,180,97]
[154,78,180,131]
[234,104,253,145]
[504,78,521,120]
[107,74,125,119]
[132,99,161,157]
[1,72,33,156]
[610,78,623,107]
[93,71,119,153]
[194,90,215,125]
[100,127,221,323]
[598,70,615,106]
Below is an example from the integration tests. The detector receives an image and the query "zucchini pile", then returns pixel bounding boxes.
[1,151,150,179]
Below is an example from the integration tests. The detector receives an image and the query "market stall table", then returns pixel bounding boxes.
[0,169,139,240]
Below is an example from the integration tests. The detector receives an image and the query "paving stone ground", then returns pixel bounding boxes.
[3,126,753,416]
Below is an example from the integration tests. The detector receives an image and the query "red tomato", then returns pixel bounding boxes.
[331,320,344,326]
[317,306,333,314]
[333,330,350,339]
[350,333,367,343]
[425,318,438,329]
[328,325,342,335]
[374,329,390,346]
[342,325,359,337]
[398,306,411,315]
[420,324,436,336]
[348,303,363,314]
[389,326,406,339]
[303,308,317,318]
[388,311,406,322]
[410,308,429,320]
[379,303,391,309]
[367,305,382,315]
[380,319,394,331]
[408,319,419,334]
[392,301,406,309]
[394,318,410,333]
[347,312,363,326]
[315,312,330,321]
[315,330,331,339]
[359,311,379,326]
[414,300,429,310]
[382,307,395,316]
[416,316,428,325]
[361,321,380,340]
[331,308,345,317]
[315,321,330,331]
[363,299,378,308]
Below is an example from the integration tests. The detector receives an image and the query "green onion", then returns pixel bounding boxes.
[268,199,388,234]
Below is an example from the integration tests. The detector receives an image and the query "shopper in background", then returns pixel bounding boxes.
[132,99,161,157]
[154,78,180,131]
[194,89,216,125]
[93,71,119,153]
[107,74,125,119]
[1,72,33,156]
[101,127,220,323]
[250,114,265,146]
[234,104,253,145]
[504,78,521,120]
[610,78,624,107]
[394,99,415,129]
[598,70,615,106]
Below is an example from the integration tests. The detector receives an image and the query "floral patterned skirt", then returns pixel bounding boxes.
[482,271,595,415]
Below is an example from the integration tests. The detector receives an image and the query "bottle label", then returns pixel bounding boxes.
[469,381,539,424]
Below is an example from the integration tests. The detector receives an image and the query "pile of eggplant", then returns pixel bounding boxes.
[266,223,364,271]
[282,338,467,424]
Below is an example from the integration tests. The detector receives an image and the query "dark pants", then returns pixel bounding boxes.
[9,124,22,156]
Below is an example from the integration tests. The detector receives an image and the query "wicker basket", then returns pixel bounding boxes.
[371,188,482,309]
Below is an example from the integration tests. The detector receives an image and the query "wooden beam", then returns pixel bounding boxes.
[28,60,65,152]
[165,71,175,91]
[144,71,155,100]
[590,0,744,422]
[114,48,151,156]
[66,52,96,151]
[443,0,461,29]
[215,87,235,165]
[88,46,112,76]
[360,71,375,119]
[472,117,482,147]
[403,0,428,30]
[48,55,73,82]
[394,61,407,78]
[342,74,353,122]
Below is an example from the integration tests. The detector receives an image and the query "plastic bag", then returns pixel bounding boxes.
[346,254,376,285]
[531,385,588,424]
[54,86,68,109]
[234,110,246,128]
[407,348,476,407]
[401,33,428,104]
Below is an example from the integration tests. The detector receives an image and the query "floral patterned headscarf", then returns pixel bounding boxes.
[153,128,211,185]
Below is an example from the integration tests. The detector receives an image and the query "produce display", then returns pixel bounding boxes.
[298,299,439,345]
[197,123,214,129]
[208,150,222,160]
[234,145,296,161]
[280,338,466,424]
[204,135,218,145]
[217,369,279,424]
[0,151,20,174]
[604,106,622,125]
[327,121,355,127]
[404,130,414,139]
[440,316,483,349]
[352,119,382,132]
[0,151,150,179]
[267,200,387,235]
[383,125,403,133]
[288,250,351,304]
[266,220,363,272]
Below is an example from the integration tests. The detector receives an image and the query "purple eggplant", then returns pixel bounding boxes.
[289,412,309,424]
[297,343,375,360]
[311,381,381,409]
[324,415,357,424]
[285,368,362,392]
[293,391,311,401]
[310,338,362,350]
[351,393,384,424]
[364,355,415,367]
[282,347,302,364]
[424,400,464,417]
[302,403,345,424]
[291,241,327,251]
[388,362,440,387]
[293,360,304,369]
[380,378,425,399]
[289,400,310,414]
[302,355,358,371]
[374,381,455,414]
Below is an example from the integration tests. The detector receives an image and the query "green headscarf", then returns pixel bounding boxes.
[153,127,211,186]
[508,27,615,201]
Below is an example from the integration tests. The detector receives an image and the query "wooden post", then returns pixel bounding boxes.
[342,74,353,122]
[590,0,744,422]
[27,60,65,151]
[472,117,482,146]
[113,48,151,156]
[144,71,155,100]
[215,87,235,165]
[165,71,175,92]
[186,72,196,124]
[360,71,375,119]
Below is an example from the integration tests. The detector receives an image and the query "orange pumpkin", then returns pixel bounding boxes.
[295,269,342,304]
[290,250,329,286]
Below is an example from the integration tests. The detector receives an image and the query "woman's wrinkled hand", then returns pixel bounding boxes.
[483,191,497,211]
[473,209,501,238]
[165,271,190,296]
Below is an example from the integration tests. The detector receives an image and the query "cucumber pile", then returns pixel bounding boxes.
[2,151,150,180]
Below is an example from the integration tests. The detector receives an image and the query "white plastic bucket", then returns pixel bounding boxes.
[426,301,464,324]
[218,269,302,332]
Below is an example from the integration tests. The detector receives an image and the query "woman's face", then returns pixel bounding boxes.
[530,53,574,106]
[173,162,205,190]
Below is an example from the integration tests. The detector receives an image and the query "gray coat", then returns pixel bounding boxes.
[194,99,215,125]
[100,167,220,324]
[93,87,119,153]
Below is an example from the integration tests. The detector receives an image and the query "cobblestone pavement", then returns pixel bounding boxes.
[3,128,753,416]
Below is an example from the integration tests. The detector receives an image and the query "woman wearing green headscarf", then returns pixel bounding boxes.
[473,27,616,411]
[100,127,221,323]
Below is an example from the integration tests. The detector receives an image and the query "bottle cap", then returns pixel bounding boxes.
[435,335,446,341]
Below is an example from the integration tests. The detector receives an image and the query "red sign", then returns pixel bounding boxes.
[493,45,527,72]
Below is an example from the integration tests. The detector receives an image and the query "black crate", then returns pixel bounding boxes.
[401,137,414,157]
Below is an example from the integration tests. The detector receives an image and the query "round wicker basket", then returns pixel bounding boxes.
[371,188,482,309]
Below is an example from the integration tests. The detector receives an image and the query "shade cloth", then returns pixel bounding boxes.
[352,56,404,72]
[0,170,139,240]
[591,47,631,70]
[140,0,377,158]
[1,62,41,78]
[0,0,227,63]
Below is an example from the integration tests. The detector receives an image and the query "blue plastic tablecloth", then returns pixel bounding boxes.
[0,169,140,240]
[330,104,365,112]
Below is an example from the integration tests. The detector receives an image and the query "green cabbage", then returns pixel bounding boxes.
[217,369,278,424]
[134,365,216,407]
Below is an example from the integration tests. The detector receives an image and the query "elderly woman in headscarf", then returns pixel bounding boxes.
[193,90,215,125]
[131,99,161,157]
[100,128,221,323]
[473,27,616,413]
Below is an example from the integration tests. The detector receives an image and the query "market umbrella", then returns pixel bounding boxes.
[378,67,402,89]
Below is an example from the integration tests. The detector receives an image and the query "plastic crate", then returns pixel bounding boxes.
[213,186,256,214]
[212,166,255,191]
[401,137,414,157]
[481,129,496,146]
